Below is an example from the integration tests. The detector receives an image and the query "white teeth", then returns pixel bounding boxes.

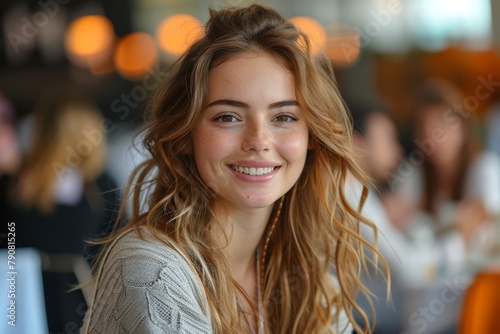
[231,165,276,176]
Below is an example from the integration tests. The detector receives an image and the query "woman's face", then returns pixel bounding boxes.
[192,51,309,210]
[418,105,466,167]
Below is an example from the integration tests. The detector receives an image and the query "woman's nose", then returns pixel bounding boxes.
[241,120,270,152]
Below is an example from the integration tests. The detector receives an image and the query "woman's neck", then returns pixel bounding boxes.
[212,202,273,280]
[434,162,459,194]
[211,201,274,334]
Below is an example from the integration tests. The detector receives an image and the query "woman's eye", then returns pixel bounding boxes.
[274,114,298,122]
[213,114,239,123]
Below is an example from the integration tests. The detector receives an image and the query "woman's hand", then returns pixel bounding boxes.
[453,198,488,244]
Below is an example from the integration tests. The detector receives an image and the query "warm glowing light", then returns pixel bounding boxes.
[156,14,202,56]
[65,15,114,58]
[290,16,326,54]
[114,32,158,79]
[326,23,361,68]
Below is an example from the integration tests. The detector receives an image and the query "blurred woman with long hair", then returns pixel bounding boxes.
[408,81,500,238]
[18,93,107,212]
[389,81,500,302]
[5,89,118,332]
[82,5,387,333]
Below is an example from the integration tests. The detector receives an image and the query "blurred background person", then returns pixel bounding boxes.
[347,97,468,283]
[0,90,20,177]
[347,98,417,278]
[1,88,119,332]
[0,90,21,246]
[384,80,500,334]
[346,97,482,333]
[402,81,500,260]
[346,97,404,333]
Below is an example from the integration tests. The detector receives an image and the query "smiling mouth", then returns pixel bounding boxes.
[229,165,277,176]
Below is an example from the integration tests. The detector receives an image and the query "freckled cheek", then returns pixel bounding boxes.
[277,131,309,163]
[193,130,236,170]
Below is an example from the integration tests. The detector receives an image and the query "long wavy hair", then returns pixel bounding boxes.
[93,5,386,333]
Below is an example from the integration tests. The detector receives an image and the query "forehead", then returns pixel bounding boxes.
[206,51,295,102]
[419,104,448,123]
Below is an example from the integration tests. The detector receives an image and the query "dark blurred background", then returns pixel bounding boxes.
[1,0,499,124]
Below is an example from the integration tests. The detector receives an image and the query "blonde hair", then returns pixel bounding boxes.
[18,90,107,212]
[95,5,387,333]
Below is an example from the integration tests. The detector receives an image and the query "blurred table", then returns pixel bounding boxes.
[399,245,500,334]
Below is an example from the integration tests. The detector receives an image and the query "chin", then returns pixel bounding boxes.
[234,193,282,209]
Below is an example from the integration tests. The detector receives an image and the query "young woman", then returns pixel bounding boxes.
[81,5,384,334]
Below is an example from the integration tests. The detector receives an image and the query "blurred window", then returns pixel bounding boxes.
[410,0,492,50]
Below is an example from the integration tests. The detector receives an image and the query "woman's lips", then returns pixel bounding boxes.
[226,163,281,181]
[229,165,275,176]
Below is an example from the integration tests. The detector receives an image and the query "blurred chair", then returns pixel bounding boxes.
[458,272,500,334]
[0,248,93,333]
[40,252,94,304]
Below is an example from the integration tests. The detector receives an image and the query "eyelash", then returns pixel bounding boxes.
[212,112,239,123]
[273,113,298,122]
[212,112,298,123]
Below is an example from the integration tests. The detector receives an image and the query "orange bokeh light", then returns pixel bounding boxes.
[290,16,326,54]
[114,32,158,79]
[65,15,114,58]
[326,23,361,68]
[156,14,202,56]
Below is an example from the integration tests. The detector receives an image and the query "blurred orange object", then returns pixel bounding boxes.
[156,14,202,56]
[65,15,115,72]
[459,272,500,334]
[290,16,326,54]
[114,32,158,79]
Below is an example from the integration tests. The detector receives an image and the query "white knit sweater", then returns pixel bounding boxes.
[80,229,353,334]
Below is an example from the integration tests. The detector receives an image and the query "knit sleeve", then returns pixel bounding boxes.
[81,231,213,334]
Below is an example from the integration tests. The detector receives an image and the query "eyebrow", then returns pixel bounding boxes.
[206,99,298,110]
